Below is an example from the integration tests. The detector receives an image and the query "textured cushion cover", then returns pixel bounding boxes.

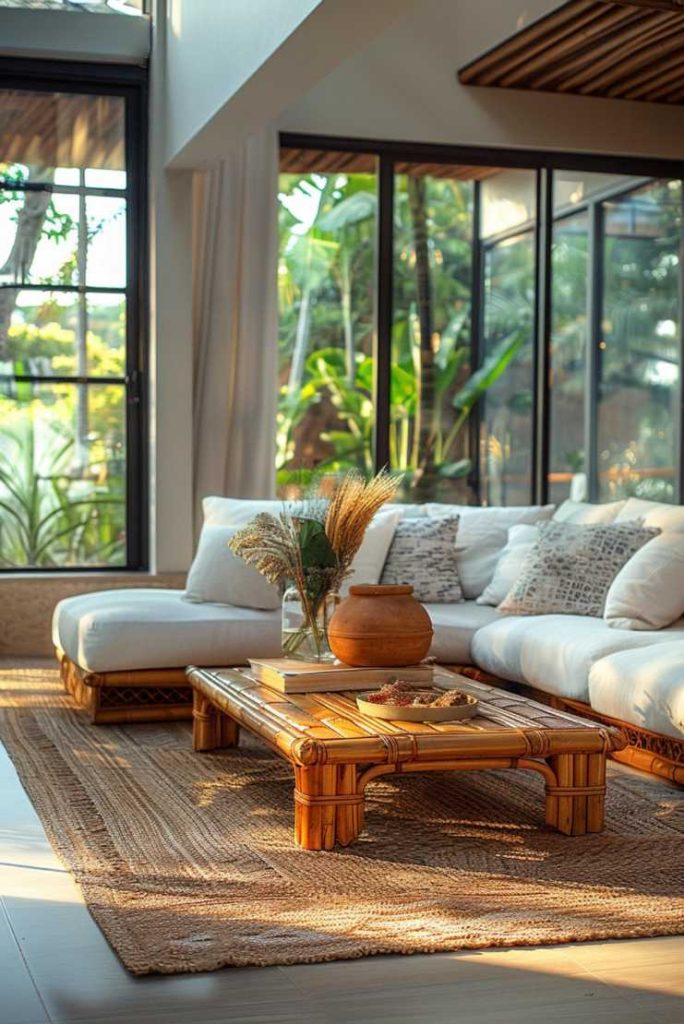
[471,613,684,701]
[185,525,280,610]
[380,515,463,602]
[427,503,554,599]
[426,601,502,664]
[53,589,281,673]
[588,641,684,738]
[604,532,684,630]
[476,524,538,607]
[553,499,626,524]
[500,521,659,618]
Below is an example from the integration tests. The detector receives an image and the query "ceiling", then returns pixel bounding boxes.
[458,0,684,105]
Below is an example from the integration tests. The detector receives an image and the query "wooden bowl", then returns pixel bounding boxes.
[356,691,479,723]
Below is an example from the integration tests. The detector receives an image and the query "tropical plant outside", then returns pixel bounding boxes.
[0,157,127,568]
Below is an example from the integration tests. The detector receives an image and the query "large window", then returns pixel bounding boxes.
[278,139,684,507]
[0,74,145,569]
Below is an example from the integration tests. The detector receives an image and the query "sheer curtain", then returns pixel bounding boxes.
[192,127,279,535]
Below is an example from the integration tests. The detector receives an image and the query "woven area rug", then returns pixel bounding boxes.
[1,662,683,975]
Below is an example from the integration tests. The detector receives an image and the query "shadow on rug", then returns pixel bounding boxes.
[1,662,683,975]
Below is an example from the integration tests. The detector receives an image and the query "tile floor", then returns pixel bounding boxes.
[1,740,683,1024]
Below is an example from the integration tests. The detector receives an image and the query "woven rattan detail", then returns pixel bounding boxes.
[99,686,193,709]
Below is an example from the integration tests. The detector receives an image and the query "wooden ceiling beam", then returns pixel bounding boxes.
[609,37,684,95]
[500,7,647,87]
[538,11,678,90]
[459,0,591,85]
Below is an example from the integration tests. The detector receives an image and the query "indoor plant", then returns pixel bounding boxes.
[229,471,399,660]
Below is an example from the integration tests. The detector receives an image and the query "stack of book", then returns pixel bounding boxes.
[247,658,434,694]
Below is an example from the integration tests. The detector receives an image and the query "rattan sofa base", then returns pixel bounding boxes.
[57,649,194,724]
[55,650,684,783]
[457,666,684,787]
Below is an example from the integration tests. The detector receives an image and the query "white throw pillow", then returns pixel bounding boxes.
[426,503,555,599]
[185,524,281,610]
[202,496,288,526]
[604,532,684,630]
[196,499,401,601]
[476,524,539,606]
[615,498,684,533]
[342,508,402,594]
[553,499,626,524]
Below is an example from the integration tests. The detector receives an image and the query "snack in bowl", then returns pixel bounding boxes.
[356,679,478,722]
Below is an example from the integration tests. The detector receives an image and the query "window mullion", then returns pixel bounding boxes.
[373,154,393,473]
[533,168,553,506]
[585,201,603,503]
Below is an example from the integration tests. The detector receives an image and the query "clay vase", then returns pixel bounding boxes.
[328,584,433,667]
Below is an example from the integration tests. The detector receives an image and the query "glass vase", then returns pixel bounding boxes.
[281,585,338,662]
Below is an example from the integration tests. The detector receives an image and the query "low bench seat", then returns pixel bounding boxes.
[53,589,282,723]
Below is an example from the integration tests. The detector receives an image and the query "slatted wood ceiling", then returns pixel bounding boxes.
[280,148,501,180]
[459,0,684,105]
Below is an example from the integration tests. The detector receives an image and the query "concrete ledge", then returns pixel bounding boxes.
[0,8,151,65]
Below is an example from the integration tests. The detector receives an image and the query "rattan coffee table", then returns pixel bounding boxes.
[186,665,626,851]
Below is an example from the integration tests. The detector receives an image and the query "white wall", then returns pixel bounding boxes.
[279,0,684,160]
[165,0,322,164]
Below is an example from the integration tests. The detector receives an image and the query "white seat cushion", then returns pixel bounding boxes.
[53,589,281,673]
[426,601,502,664]
[471,614,684,701]
[426,503,554,599]
[589,642,684,739]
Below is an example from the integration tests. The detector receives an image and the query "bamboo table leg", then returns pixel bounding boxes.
[294,765,364,851]
[545,752,607,836]
[193,692,240,752]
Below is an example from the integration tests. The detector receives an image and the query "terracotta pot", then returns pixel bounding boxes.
[328,584,433,667]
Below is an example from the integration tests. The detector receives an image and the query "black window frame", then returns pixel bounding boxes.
[280,132,684,506]
[0,57,148,573]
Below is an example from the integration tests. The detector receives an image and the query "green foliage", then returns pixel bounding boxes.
[0,413,124,568]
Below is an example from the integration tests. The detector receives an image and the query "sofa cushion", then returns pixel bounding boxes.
[53,589,282,673]
[185,525,280,610]
[426,503,554,599]
[476,524,538,607]
[380,515,463,602]
[604,532,684,630]
[553,499,626,524]
[499,521,659,618]
[425,601,502,664]
[588,642,684,739]
[471,613,684,701]
[614,497,684,532]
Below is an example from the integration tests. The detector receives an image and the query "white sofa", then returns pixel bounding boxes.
[53,497,684,783]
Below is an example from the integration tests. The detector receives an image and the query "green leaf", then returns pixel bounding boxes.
[453,330,525,414]
[297,518,338,569]
[437,458,472,479]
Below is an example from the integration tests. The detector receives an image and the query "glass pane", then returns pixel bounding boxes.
[0,382,126,568]
[481,170,536,238]
[276,154,377,497]
[553,171,633,214]
[0,191,79,286]
[391,165,475,502]
[1,290,126,378]
[0,90,125,185]
[549,210,588,503]
[598,179,681,502]
[86,195,127,287]
[480,231,536,505]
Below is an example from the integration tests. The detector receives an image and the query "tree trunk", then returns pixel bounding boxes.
[287,282,312,395]
[340,243,355,386]
[0,170,53,360]
[407,175,436,499]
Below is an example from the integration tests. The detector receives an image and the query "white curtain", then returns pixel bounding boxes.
[192,126,279,535]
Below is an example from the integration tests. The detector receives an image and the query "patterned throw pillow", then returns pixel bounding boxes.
[499,520,660,618]
[380,516,463,603]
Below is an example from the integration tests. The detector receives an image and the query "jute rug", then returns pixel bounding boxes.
[1,662,683,975]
